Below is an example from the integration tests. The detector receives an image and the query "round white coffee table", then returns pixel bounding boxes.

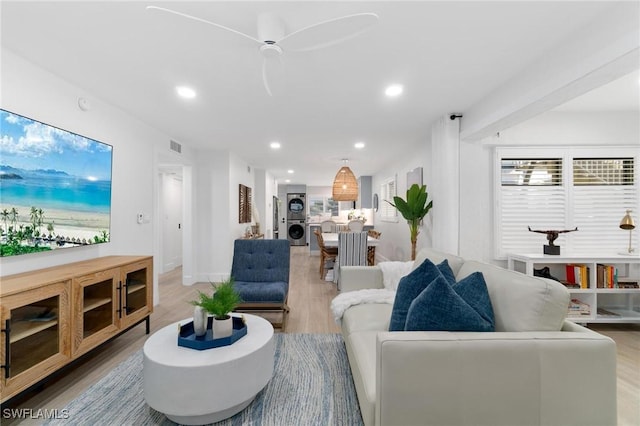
[143,314,274,425]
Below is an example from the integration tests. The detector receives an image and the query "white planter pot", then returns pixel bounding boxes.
[193,306,208,337]
[212,316,233,338]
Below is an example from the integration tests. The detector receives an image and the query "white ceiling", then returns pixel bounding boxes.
[1,1,637,186]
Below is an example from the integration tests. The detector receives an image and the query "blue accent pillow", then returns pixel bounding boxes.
[404,272,495,332]
[453,272,494,327]
[438,259,456,285]
[388,259,455,331]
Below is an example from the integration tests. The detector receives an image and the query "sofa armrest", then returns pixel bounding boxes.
[340,266,384,292]
[375,330,616,426]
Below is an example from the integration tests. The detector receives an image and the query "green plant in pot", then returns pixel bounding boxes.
[386,184,433,261]
[191,278,242,338]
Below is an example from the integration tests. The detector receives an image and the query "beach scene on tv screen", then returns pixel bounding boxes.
[0,109,112,257]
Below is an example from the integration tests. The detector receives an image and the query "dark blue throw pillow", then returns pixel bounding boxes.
[453,272,495,328]
[388,259,454,331]
[404,272,495,332]
[438,259,456,285]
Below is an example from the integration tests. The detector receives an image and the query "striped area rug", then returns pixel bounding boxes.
[45,334,363,426]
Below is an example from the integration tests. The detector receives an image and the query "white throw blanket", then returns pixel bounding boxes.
[330,289,396,325]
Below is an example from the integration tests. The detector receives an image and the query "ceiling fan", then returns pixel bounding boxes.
[146,6,379,96]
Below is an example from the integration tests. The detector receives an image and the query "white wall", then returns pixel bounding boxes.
[495,111,640,145]
[459,110,640,265]
[193,150,227,282]
[254,169,267,234]
[229,151,255,237]
[253,168,277,239]
[264,171,278,239]
[371,140,432,261]
[1,49,161,301]
[190,150,256,282]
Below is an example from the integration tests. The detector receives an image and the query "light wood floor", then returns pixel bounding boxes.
[2,246,639,425]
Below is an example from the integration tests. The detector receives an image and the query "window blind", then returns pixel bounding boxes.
[498,158,566,257]
[380,177,398,222]
[572,158,637,254]
[495,148,639,258]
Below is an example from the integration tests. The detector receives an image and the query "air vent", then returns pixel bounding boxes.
[170,140,182,154]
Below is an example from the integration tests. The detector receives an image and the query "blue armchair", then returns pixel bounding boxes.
[231,239,290,329]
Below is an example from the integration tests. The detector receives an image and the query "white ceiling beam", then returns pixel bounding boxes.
[460,2,640,141]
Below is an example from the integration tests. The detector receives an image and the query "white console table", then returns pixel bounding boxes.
[508,253,640,323]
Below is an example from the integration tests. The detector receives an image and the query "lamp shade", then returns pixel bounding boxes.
[620,210,636,230]
[332,166,359,201]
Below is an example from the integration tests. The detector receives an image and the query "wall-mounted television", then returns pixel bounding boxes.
[0,109,112,257]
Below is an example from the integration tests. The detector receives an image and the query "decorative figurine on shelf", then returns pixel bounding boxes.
[528,226,578,255]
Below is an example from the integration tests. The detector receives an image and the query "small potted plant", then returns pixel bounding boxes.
[191,278,242,338]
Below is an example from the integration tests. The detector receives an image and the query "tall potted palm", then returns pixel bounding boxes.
[387,184,433,260]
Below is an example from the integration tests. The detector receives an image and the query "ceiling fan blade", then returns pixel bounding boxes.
[277,13,379,52]
[146,6,263,45]
[262,54,285,97]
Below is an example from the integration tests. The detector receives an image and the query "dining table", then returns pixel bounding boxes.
[322,232,380,248]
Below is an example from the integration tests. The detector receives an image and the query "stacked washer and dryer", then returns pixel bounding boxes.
[286,193,306,246]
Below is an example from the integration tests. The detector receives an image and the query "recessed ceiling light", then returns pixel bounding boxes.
[285,179,291,183]
[176,86,196,99]
[385,84,403,97]
[270,141,281,149]
[287,169,294,174]
[354,141,365,149]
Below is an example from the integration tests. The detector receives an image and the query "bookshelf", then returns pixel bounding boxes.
[507,253,640,323]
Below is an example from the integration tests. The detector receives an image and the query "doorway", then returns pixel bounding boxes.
[160,170,183,272]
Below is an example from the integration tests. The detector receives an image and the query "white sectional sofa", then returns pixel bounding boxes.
[338,248,617,426]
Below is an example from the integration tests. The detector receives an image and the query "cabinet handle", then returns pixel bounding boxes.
[1,319,10,378]
[116,281,123,318]
[124,277,129,314]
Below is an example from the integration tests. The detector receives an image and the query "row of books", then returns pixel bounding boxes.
[564,264,639,289]
[565,264,590,288]
[596,264,617,288]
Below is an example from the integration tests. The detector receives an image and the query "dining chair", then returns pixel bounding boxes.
[368,229,382,239]
[314,229,338,279]
[347,220,364,232]
[367,229,381,266]
[320,220,336,233]
[333,231,368,289]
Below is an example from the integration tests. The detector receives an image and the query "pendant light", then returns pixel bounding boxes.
[332,159,359,201]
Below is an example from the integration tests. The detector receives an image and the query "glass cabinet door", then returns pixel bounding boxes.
[125,267,147,315]
[120,258,152,327]
[72,268,118,356]
[1,282,70,395]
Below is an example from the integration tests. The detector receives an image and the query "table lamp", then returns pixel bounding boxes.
[619,209,635,254]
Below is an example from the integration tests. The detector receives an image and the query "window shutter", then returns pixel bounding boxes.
[572,158,637,254]
[496,148,639,259]
[380,177,398,222]
[497,158,565,257]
